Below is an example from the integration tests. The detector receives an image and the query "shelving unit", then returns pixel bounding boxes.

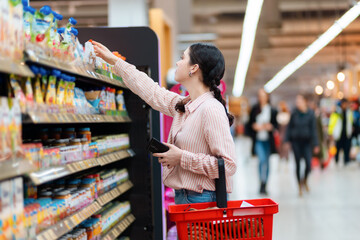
[36,201,102,240]
[0,57,34,77]
[29,149,134,185]
[0,26,162,240]
[24,112,131,124]
[102,214,136,240]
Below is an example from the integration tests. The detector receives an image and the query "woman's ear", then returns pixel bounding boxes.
[190,64,199,74]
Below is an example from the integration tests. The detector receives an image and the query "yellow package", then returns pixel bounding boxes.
[33,76,44,104]
[65,77,75,106]
[56,76,65,106]
[45,75,56,105]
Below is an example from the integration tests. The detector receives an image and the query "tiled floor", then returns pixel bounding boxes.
[229,136,360,240]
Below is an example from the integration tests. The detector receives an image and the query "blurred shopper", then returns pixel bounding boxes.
[328,98,353,166]
[308,100,326,168]
[277,101,291,162]
[285,95,319,196]
[247,89,278,195]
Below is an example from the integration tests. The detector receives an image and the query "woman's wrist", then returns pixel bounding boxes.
[110,55,119,65]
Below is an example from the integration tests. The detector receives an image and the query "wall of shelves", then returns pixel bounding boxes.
[0,27,162,239]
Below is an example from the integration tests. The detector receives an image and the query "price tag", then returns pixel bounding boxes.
[64,220,72,230]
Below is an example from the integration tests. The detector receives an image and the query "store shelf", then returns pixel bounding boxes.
[102,214,136,240]
[0,57,34,77]
[0,159,37,182]
[97,180,133,206]
[37,201,101,240]
[29,158,99,185]
[98,149,135,166]
[25,55,127,89]
[24,112,131,124]
[29,150,134,185]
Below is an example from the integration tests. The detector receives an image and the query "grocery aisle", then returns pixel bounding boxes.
[230,136,360,240]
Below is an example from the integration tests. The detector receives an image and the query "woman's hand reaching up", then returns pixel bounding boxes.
[91,40,119,65]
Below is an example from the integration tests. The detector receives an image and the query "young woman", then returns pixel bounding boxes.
[285,94,319,196]
[92,41,237,204]
[247,89,278,195]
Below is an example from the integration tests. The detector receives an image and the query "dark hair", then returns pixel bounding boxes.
[175,43,234,126]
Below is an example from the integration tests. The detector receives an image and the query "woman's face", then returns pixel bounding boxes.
[175,47,192,83]
[258,89,268,105]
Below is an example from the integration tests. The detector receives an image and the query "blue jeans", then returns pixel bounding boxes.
[174,189,216,205]
[255,140,271,183]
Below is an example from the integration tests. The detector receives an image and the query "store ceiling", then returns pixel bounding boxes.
[30,0,360,101]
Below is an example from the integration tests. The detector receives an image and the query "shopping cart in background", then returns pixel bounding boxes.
[168,158,279,240]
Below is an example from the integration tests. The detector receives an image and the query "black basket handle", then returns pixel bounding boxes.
[215,158,227,208]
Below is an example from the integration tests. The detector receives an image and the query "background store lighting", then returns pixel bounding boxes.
[232,0,264,97]
[338,92,344,99]
[315,85,324,95]
[337,71,346,82]
[327,80,335,89]
[264,2,360,93]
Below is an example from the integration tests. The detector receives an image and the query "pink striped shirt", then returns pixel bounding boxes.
[114,59,236,193]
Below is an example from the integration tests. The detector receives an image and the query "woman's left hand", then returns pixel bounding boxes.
[153,143,183,169]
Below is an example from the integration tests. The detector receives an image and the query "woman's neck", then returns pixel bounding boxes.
[184,81,210,101]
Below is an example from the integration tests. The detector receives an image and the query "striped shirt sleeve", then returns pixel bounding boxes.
[180,103,237,179]
[114,59,182,117]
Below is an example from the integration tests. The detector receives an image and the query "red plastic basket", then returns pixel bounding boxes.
[169,198,278,240]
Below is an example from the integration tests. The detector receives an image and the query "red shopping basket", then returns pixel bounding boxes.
[169,198,278,240]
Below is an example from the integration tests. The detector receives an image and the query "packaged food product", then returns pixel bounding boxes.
[77,128,91,142]
[69,138,81,146]
[23,4,36,42]
[48,10,62,49]
[56,74,66,106]
[50,128,62,140]
[30,66,45,105]
[39,67,48,99]
[9,0,24,61]
[9,75,26,112]
[64,77,75,107]
[46,70,58,105]
[0,98,12,161]
[0,0,11,58]
[62,128,76,139]
[116,90,126,111]
[31,5,53,44]
[10,98,23,158]
[99,87,106,114]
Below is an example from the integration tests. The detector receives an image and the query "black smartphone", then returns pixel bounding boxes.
[147,138,169,153]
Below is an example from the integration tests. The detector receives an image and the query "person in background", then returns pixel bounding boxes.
[285,94,319,196]
[277,101,291,162]
[308,99,326,168]
[247,89,278,195]
[328,98,353,166]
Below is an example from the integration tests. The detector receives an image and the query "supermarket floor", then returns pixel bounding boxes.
[229,136,360,240]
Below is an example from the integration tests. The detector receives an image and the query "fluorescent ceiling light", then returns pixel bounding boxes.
[177,33,217,42]
[264,2,360,93]
[232,0,264,97]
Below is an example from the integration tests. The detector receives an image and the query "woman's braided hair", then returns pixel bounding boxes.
[175,43,234,126]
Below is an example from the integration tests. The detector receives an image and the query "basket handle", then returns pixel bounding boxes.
[215,157,227,208]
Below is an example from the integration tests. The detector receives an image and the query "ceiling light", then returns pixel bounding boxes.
[337,71,345,82]
[232,0,264,97]
[338,92,344,99]
[264,2,360,93]
[327,80,335,90]
[315,85,324,95]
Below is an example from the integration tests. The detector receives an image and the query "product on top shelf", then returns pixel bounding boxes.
[22,2,36,42]
[9,0,24,61]
[0,0,11,58]
[31,5,53,44]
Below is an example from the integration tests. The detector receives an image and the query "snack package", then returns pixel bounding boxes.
[24,76,34,111]
[9,0,24,61]
[0,0,11,58]
[64,76,75,107]
[31,5,53,44]
[9,75,26,112]
[1,180,12,240]
[84,41,96,66]
[23,3,35,42]
[0,98,12,161]
[29,65,44,105]
[48,10,62,49]
[99,87,107,114]
[39,67,48,99]
[45,70,58,105]
[56,74,66,106]
[9,99,22,158]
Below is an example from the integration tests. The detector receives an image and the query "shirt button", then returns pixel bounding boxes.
[197,185,202,190]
